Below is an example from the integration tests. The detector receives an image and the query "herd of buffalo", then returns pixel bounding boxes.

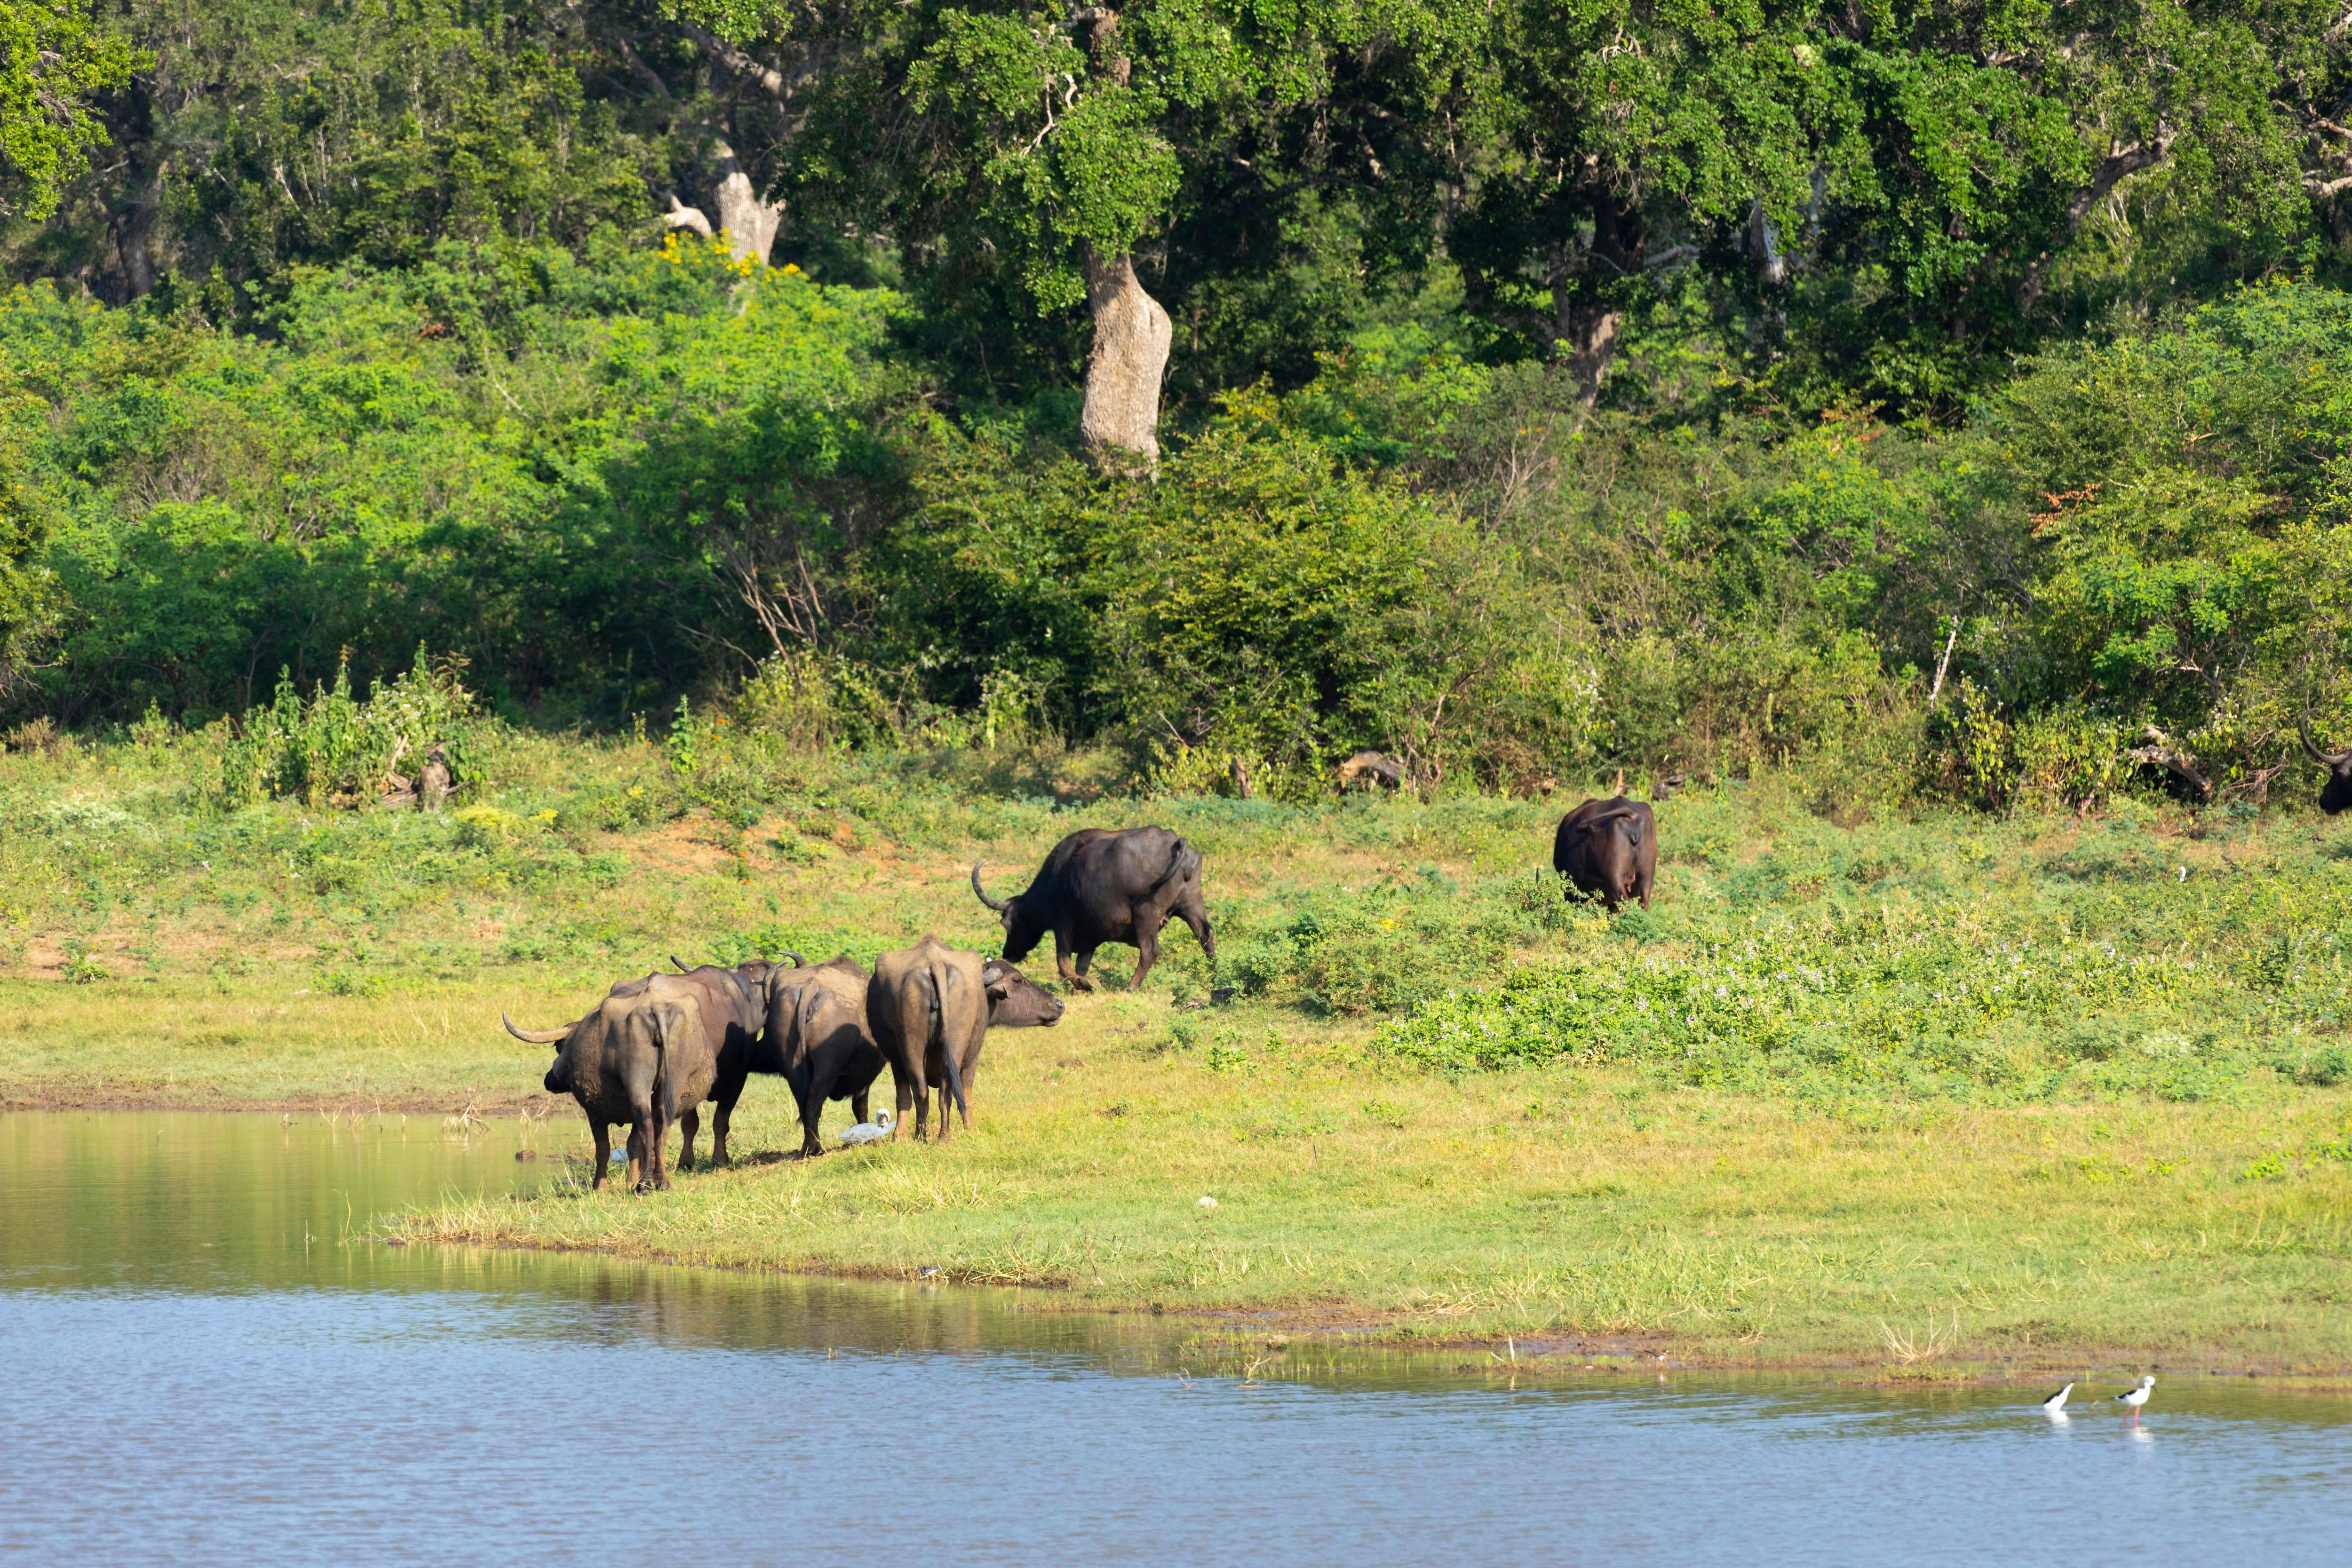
[509,736,2350,1190]
[510,802,1660,1192]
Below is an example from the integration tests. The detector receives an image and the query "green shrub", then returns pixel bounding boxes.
[222,647,481,808]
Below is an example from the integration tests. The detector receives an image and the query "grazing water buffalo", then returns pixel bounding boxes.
[1553,795,1657,913]
[2301,721,2352,814]
[764,957,885,1156]
[869,936,992,1141]
[664,955,797,1169]
[971,826,1214,991]
[505,978,716,1192]
[980,958,1064,1027]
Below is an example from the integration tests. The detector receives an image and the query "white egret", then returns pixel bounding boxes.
[839,1111,896,1145]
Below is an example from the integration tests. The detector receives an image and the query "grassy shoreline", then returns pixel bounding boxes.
[8,736,2352,1369]
[377,1014,2352,1374]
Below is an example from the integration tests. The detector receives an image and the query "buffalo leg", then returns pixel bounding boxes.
[1177,895,1215,965]
[1058,934,1096,993]
[676,1107,700,1173]
[711,1086,742,1166]
[638,1114,669,1193]
[796,1079,828,1157]
[799,1039,861,1155]
[1129,906,1161,990]
[630,1096,666,1193]
[890,1071,917,1142]
[590,1122,611,1192]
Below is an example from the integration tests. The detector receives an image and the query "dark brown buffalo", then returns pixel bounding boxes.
[663,955,797,1169]
[764,956,885,1156]
[868,936,991,1140]
[1552,795,1657,912]
[504,978,716,1192]
[980,958,1063,1027]
[970,826,1214,991]
[2301,721,2352,814]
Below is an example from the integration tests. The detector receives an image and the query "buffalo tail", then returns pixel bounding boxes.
[1147,836,1199,898]
[652,1002,678,1133]
[925,963,969,1128]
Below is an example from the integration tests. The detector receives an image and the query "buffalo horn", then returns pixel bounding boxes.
[2301,716,2352,767]
[781,950,805,968]
[501,1012,570,1045]
[970,862,1010,912]
[670,954,691,972]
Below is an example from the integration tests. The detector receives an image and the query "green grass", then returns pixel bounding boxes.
[7,731,2352,1367]
[404,1019,2352,1373]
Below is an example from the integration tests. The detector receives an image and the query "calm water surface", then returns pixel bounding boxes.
[2,1110,2348,1564]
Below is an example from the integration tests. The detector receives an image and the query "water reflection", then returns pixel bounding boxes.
[3,1112,2350,1563]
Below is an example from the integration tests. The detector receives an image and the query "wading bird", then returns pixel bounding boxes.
[839,1111,895,1146]
[2114,1376,2155,1420]
[2040,1383,2074,1413]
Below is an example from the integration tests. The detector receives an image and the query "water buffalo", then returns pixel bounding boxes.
[869,936,991,1141]
[2300,720,2352,814]
[664,955,798,1169]
[1553,795,1657,912]
[504,977,716,1193]
[971,826,1214,991]
[980,958,1063,1027]
[1338,751,1405,792]
[764,956,885,1156]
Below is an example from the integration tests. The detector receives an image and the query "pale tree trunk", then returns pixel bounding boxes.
[660,140,784,266]
[1079,245,1171,470]
[709,136,783,266]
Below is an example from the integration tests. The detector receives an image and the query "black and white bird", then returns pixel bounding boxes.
[2114,1375,2155,1419]
[2039,1382,2074,1413]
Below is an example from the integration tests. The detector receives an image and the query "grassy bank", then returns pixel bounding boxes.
[6,733,2352,1366]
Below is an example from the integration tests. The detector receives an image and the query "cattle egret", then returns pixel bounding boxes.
[839,1111,896,1146]
[2114,1375,2155,1419]
[1197,1196,1218,1211]
[2039,1382,2074,1413]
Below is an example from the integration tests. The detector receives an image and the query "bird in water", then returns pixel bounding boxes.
[2114,1375,2155,1420]
[839,1110,896,1145]
[2039,1382,2074,1414]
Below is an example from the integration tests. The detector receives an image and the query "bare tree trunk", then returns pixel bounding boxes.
[2018,138,2171,310]
[1079,245,1171,470]
[110,161,165,302]
[709,136,783,266]
[1928,615,1961,705]
[1547,187,1645,407]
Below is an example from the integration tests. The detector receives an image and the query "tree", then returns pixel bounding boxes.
[1448,0,1849,402]
[9,2,647,303]
[755,0,1469,465]
[1449,1,2348,416]
[0,0,139,222]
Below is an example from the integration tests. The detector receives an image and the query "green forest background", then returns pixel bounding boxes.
[5,0,2352,809]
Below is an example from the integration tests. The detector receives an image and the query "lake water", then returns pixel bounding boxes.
[3,1110,2348,1564]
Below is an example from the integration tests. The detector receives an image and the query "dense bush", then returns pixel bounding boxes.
[6,246,2352,809]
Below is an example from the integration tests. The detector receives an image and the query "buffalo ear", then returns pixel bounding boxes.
[986,979,1012,1002]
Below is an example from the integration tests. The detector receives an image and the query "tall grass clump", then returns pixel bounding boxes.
[222,647,483,808]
